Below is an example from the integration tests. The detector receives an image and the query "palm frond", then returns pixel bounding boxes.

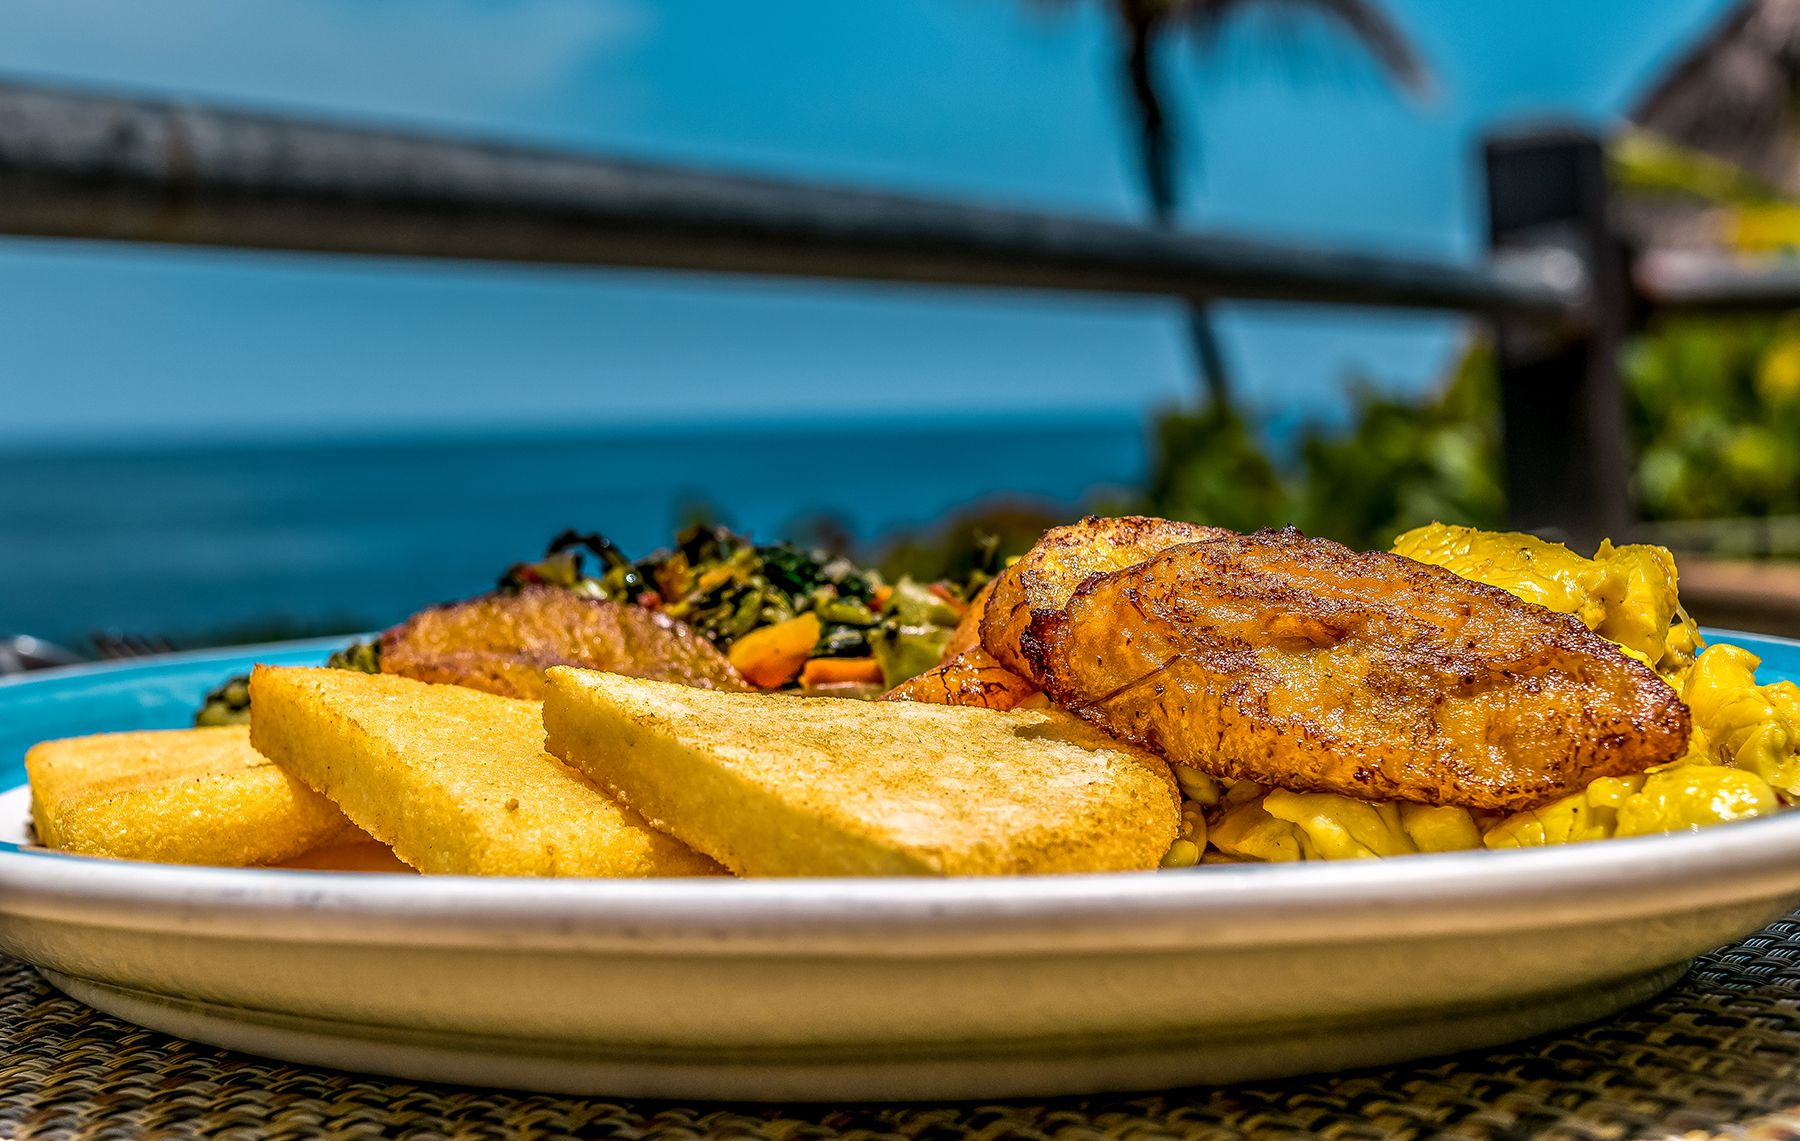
[1170,0,1429,96]
[1023,0,1430,408]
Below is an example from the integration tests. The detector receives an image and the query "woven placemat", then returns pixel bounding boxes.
[3,917,1800,1141]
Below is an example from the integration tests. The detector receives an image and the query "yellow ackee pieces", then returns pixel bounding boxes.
[1205,785,1303,862]
[1469,642,1798,850]
[1483,763,1777,849]
[1391,523,1702,682]
[1206,783,1481,862]
[1480,637,1800,850]
[1683,643,1800,798]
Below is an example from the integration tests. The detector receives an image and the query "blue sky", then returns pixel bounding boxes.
[0,0,1733,444]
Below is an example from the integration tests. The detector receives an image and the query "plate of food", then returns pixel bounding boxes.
[4,517,1800,1102]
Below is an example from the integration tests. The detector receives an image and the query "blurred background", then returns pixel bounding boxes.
[4,0,1799,659]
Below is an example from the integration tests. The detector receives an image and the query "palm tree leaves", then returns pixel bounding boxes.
[1043,0,1428,218]
[1031,1,1428,407]
[1166,0,1429,95]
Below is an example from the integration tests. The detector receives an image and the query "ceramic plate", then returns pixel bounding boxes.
[4,635,1800,1102]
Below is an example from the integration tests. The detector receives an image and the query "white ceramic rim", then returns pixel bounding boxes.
[7,796,1800,956]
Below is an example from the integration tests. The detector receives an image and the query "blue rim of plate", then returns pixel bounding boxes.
[3,628,1800,956]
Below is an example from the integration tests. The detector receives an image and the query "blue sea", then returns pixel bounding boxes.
[0,415,1151,647]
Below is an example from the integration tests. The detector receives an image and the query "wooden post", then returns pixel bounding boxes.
[1485,130,1631,549]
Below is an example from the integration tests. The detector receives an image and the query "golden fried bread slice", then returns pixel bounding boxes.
[1029,527,1690,813]
[543,668,1180,876]
[981,516,1230,681]
[881,646,1041,711]
[26,725,358,865]
[381,585,745,700]
[248,666,721,877]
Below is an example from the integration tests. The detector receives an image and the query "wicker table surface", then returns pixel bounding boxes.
[3,917,1800,1141]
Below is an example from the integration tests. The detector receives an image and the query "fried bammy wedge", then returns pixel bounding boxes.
[542,668,1181,876]
[248,666,722,876]
[26,725,359,865]
[1024,527,1691,813]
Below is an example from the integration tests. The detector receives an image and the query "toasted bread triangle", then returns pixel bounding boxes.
[248,666,721,877]
[543,668,1181,876]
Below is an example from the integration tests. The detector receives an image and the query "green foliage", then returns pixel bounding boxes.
[1143,312,1800,553]
[1142,340,1503,550]
[1133,130,1800,552]
[1143,404,1288,534]
[1625,314,1800,523]
[1610,128,1787,208]
[1293,346,1504,545]
[879,502,1068,585]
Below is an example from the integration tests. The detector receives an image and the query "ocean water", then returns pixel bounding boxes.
[0,416,1149,646]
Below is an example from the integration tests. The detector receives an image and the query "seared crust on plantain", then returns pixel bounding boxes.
[1024,527,1691,812]
[980,515,1230,681]
[381,585,745,699]
[882,646,1040,710]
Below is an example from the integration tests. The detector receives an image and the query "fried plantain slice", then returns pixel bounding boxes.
[381,585,745,700]
[941,580,993,659]
[881,646,1041,711]
[1026,527,1691,812]
[980,516,1231,682]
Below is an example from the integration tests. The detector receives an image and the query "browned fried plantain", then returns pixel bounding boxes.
[1025,527,1691,812]
[980,516,1231,681]
[381,585,745,700]
[882,646,1040,711]
[941,580,992,660]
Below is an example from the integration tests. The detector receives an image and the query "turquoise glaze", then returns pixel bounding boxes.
[0,638,351,829]
[5,631,1800,858]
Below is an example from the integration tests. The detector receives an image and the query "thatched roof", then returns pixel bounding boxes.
[1621,0,1800,249]
[1633,0,1800,185]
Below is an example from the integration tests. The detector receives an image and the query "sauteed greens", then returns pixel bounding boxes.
[196,525,994,725]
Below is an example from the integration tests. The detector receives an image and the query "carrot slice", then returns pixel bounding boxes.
[728,613,822,689]
[800,657,885,689]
